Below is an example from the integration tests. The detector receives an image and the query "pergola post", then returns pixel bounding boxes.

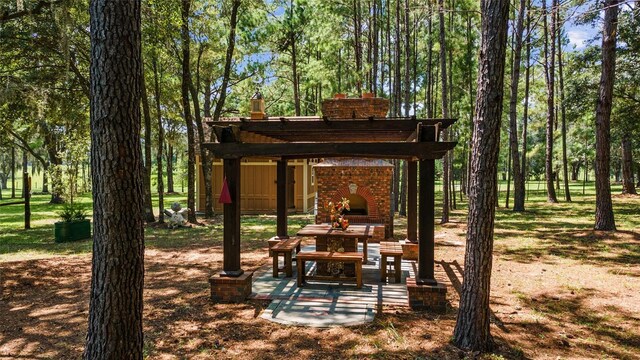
[406,161,417,242]
[417,158,436,285]
[221,157,243,277]
[276,159,289,239]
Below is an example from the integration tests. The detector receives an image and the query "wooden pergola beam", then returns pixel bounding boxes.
[203,141,457,160]
[206,118,457,132]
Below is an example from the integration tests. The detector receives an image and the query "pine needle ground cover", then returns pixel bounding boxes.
[1,183,639,359]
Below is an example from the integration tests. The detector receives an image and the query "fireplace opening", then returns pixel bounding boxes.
[344,194,368,215]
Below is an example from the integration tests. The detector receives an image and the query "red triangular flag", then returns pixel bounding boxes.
[219,177,232,204]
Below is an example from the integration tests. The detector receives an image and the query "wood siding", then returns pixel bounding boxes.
[197,157,316,214]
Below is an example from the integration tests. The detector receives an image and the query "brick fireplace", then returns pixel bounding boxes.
[314,159,393,239]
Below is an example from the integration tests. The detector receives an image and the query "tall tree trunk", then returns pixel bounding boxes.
[506,143,511,208]
[509,0,527,211]
[85,0,144,357]
[353,0,363,95]
[557,7,571,202]
[522,0,531,193]
[21,151,27,198]
[141,69,156,222]
[399,160,408,216]
[594,0,619,230]
[372,0,379,96]
[207,0,240,216]
[387,0,392,112]
[394,0,401,116]
[190,45,213,218]
[621,136,636,194]
[399,0,411,216]
[181,0,197,223]
[152,57,165,223]
[453,0,509,351]
[403,0,410,116]
[466,15,474,195]
[42,162,49,193]
[166,143,174,193]
[427,1,433,118]
[438,0,450,223]
[543,0,558,203]
[291,30,301,116]
[11,146,16,198]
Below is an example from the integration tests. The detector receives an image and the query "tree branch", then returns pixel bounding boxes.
[0,0,62,22]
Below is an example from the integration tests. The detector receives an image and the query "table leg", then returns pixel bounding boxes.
[361,238,368,264]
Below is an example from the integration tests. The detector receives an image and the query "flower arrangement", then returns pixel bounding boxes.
[325,197,350,230]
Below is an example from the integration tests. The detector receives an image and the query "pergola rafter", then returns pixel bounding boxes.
[203,116,458,286]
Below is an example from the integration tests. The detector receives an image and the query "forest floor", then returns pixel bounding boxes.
[1,182,639,359]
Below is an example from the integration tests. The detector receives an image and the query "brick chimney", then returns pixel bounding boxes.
[321,96,389,119]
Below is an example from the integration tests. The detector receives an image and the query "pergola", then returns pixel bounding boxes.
[204,116,457,286]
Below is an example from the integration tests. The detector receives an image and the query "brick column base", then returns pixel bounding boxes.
[406,277,447,312]
[209,271,253,303]
[400,240,419,260]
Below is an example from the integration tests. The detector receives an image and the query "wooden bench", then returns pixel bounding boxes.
[296,251,363,288]
[380,241,403,283]
[271,238,302,278]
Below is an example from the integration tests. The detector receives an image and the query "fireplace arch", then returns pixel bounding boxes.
[332,184,379,218]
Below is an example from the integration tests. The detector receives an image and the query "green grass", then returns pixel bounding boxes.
[1,180,638,263]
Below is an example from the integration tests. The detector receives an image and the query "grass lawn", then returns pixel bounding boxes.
[1,182,639,359]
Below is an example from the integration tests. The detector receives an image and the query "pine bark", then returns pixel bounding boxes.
[508,0,526,211]
[21,151,27,198]
[166,143,174,193]
[181,0,197,223]
[11,146,15,198]
[372,0,379,95]
[452,0,510,351]
[438,0,450,223]
[141,69,156,222]
[427,2,433,118]
[621,136,636,194]
[522,0,531,188]
[594,0,619,230]
[557,21,571,201]
[543,0,558,203]
[190,45,213,218]
[152,57,165,223]
[85,0,144,357]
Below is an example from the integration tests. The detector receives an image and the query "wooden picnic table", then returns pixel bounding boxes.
[296,224,372,277]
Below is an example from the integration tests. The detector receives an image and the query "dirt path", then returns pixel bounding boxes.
[1,221,639,359]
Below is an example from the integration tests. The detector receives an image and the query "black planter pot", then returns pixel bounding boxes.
[54,220,91,243]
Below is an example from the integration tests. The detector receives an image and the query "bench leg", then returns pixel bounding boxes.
[356,262,362,288]
[297,258,305,287]
[273,252,279,278]
[394,255,402,283]
[380,255,388,282]
[285,251,293,277]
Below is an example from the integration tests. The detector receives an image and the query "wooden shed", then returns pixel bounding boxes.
[196,156,317,214]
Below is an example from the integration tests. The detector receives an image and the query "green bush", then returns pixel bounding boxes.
[57,203,88,222]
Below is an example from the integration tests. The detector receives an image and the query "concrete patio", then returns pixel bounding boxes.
[251,243,453,327]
